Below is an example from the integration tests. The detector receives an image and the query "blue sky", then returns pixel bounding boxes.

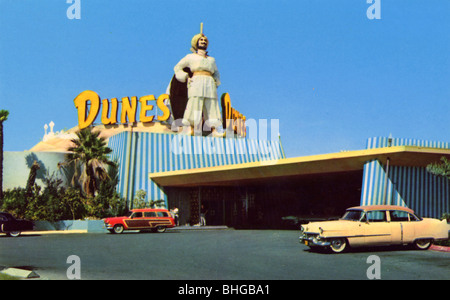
[0,0,449,157]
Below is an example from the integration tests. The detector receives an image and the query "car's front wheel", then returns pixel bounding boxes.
[7,231,21,237]
[329,238,347,253]
[113,224,124,234]
[414,239,432,250]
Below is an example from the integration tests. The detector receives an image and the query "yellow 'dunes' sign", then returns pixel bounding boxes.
[74,90,246,136]
[74,90,170,129]
[221,93,246,137]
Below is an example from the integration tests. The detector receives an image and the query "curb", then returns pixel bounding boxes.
[0,268,40,279]
[168,225,229,231]
[13,226,229,236]
[20,230,88,235]
[430,244,450,253]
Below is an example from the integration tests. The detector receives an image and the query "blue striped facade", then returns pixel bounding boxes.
[366,136,450,150]
[361,137,450,218]
[107,131,285,205]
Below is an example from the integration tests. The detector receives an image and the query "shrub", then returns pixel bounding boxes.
[1,186,39,220]
[1,176,127,221]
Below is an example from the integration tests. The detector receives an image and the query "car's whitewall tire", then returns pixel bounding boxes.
[329,238,347,253]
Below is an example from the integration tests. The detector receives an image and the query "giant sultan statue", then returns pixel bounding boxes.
[168,23,224,137]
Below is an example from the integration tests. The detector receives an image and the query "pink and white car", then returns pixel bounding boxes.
[299,205,450,253]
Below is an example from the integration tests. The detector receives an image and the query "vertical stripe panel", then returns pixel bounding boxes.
[361,137,450,218]
[108,131,285,205]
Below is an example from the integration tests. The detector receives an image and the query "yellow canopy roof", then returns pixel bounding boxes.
[149,146,450,187]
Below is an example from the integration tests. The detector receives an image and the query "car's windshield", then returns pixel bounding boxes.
[341,210,363,221]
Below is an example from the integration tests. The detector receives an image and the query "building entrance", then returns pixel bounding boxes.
[166,170,362,228]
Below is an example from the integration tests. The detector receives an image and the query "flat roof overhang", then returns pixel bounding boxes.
[149,146,450,188]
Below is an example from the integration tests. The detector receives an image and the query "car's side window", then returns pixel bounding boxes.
[390,210,409,222]
[366,210,387,222]
[157,212,169,217]
[408,213,420,222]
[131,212,143,218]
[360,213,367,222]
[144,212,157,217]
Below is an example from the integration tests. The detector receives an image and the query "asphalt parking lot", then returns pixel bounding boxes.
[0,229,449,280]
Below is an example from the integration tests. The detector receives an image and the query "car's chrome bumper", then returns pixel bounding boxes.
[299,234,331,247]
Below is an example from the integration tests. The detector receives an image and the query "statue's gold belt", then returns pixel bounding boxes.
[193,71,212,77]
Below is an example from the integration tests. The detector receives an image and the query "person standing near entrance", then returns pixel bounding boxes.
[170,207,179,226]
[200,205,208,226]
[172,23,223,137]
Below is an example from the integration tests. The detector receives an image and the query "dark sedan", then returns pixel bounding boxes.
[0,212,34,237]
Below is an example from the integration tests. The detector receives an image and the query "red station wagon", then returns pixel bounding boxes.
[104,208,175,234]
